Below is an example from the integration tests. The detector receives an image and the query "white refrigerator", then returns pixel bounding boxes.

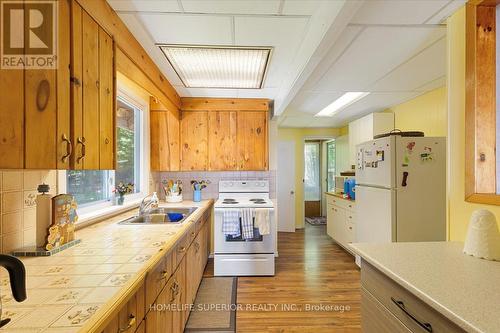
[355,135,446,244]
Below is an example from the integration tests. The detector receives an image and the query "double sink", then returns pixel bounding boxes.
[119,207,197,225]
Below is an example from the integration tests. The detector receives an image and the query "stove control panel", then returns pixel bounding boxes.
[219,180,269,193]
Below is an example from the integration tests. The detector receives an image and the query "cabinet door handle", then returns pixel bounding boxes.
[160,269,169,280]
[391,297,432,332]
[178,246,186,253]
[77,137,86,163]
[61,134,72,162]
[191,231,195,237]
[195,242,200,253]
[118,314,136,332]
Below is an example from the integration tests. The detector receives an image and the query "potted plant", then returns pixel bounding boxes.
[113,182,134,205]
[190,180,210,202]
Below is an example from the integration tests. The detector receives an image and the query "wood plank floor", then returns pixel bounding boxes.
[204,223,361,332]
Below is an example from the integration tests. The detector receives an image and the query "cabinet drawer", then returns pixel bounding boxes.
[362,262,465,333]
[175,232,191,266]
[327,196,355,211]
[113,282,145,333]
[145,250,173,311]
[362,287,411,333]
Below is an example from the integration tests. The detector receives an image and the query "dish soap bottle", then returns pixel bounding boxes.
[151,192,159,209]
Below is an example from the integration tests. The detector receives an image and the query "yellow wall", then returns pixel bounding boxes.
[278,127,341,229]
[385,87,447,137]
[446,6,500,241]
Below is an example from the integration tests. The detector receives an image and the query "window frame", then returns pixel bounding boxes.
[58,85,150,217]
[465,1,499,204]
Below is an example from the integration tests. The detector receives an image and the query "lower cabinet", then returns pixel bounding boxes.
[100,207,212,333]
[326,195,356,253]
[102,282,145,333]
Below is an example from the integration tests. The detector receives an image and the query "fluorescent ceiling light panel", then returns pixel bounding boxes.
[315,92,370,117]
[158,45,271,89]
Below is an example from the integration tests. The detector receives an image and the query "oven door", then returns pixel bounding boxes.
[214,209,275,254]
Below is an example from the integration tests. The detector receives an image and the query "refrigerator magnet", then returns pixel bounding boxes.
[406,142,416,154]
[376,150,384,161]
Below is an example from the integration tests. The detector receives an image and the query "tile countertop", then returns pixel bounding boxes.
[325,192,355,202]
[0,200,213,333]
[350,241,500,333]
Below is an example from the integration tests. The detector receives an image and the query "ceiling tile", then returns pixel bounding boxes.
[137,13,232,45]
[181,0,281,15]
[370,37,446,92]
[234,16,309,88]
[330,91,420,125]
[350,0,450,25]
[288,91,344,114]
[311,26,445,92]
[425,0,466,24]
[281,0,321,15]
[107,0,181,12]
[117,13,184,85]
[279,116,313,128]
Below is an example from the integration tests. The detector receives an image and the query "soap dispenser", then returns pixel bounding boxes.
[151,192,159,209]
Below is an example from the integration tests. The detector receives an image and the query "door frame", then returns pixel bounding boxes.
[277,140,296,232]
[302,136,336,224]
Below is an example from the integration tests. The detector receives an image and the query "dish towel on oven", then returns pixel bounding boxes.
[241,208,255,239]
[254,209,270,235]
[222,209,241,237]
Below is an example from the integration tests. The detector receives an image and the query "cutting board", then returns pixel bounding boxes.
[46,194,78,250]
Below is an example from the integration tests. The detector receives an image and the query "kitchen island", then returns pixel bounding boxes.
[350,241,500,333]
[0,200,213,333]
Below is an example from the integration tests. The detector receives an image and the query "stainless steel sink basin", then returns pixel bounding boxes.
[118,207,197,225]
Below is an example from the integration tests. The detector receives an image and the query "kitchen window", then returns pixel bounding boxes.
[62,91,148,215]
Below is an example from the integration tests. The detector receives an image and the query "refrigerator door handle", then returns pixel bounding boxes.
[401,172,409,187]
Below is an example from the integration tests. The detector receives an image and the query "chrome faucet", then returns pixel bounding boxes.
[139,194,154,215]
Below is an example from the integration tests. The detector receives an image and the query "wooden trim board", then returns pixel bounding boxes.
[181,98,270,112]
[465,2,497,203]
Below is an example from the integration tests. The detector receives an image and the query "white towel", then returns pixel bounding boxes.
[241,208,255,239]
[222,209,240,236]
[254,209,270,235]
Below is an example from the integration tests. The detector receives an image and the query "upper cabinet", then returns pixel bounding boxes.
[1,0,71,169]
[180,112,209,171]
[71,1,115,170]
[237,112,268,170]
[0,0,115,170]
[208,111,237,170]
[150,98,181,171]
[348,113,394,167]
[151,98,270,171]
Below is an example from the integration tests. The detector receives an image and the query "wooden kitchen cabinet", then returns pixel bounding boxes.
[150,106,181,171]
[71,0,115,170]
[180,111,208,171]
[208,111,237,170]
[237,111,268,170]
[1,0,71,169]
[102,281,145,333]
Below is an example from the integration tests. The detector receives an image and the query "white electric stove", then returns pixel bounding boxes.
[214,180,275,276]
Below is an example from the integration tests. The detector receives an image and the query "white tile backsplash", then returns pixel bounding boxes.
[153,170,276,200]
[0,170,57,253]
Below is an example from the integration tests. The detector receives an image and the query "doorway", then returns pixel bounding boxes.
[303,138,335,227]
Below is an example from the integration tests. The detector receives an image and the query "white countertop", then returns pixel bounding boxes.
[350,241,500,333]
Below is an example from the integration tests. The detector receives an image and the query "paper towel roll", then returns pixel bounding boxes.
[36,194,52,248]
[463,209,500,261]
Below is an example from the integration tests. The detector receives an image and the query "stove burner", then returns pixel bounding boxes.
[223,200,239,204]
[223,199,236,202]
[250,199,265,202]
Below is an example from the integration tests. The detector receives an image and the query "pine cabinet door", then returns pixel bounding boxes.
[150,111,170,171]
[180,111,208,171]
[208,111,237,170]
[98,28,115,170]
[237,111,268,170]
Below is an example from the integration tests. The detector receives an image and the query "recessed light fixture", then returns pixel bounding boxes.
[157,45,272,89]
[315,92,370,117]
